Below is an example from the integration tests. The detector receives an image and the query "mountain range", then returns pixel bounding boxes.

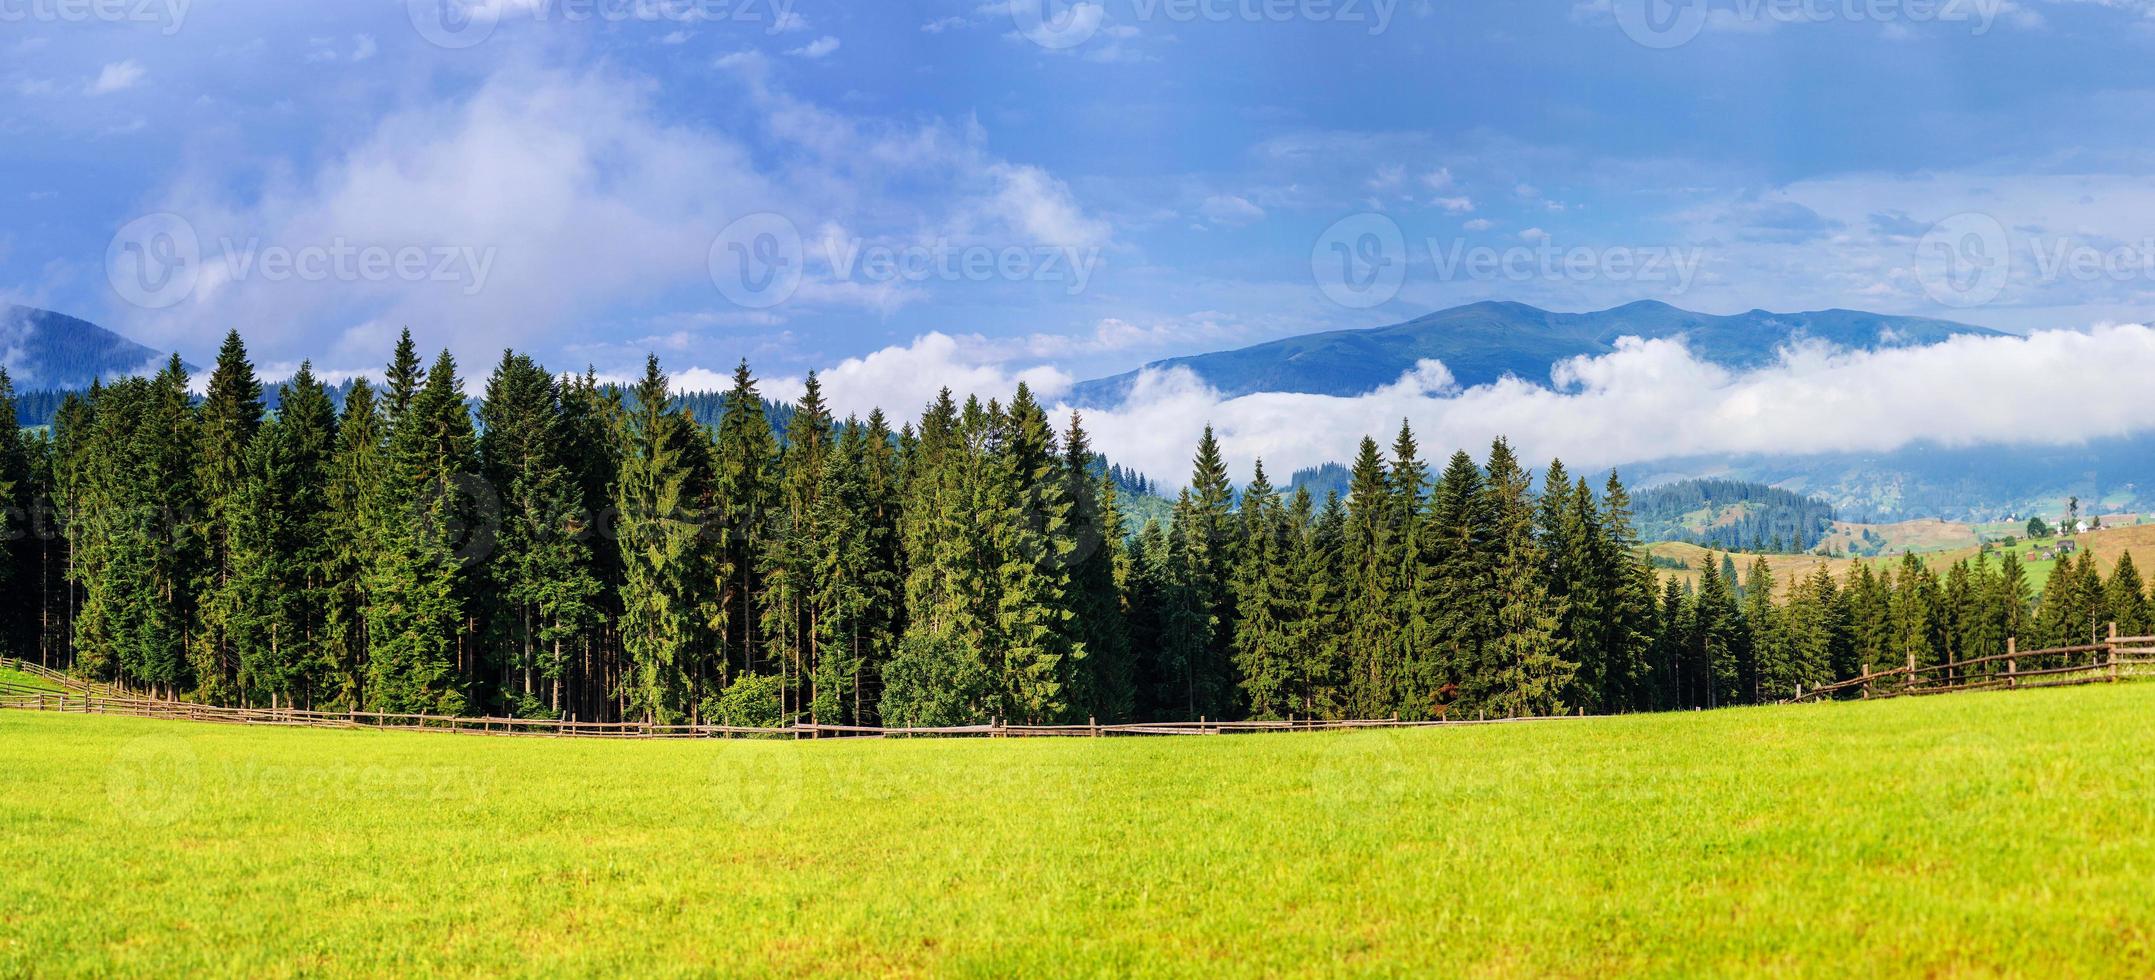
[2,306,190,390]
[1069,300,2001,403]
[6,301,2140,523]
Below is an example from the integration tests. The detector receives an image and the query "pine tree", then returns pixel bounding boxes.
[1230,461,1295,718]
[191,330,263,700]
[1181,425,1237,716]
[1743,558,1784,701]
[0,369,30,656]
[1423,450,1492,705]
[713,362,779,682]
[1692,552,1741,708]
[1339,437,1397,717]
[1064,413,1133,721]
[613,356,701,724]
[323,379,383,708]
[479,352,602,716]
[1597,473,1658,712]
[365,349,480,715]
[2107,552,2149,638]
[1473,441,1573,716]
[1289,490,1348,718]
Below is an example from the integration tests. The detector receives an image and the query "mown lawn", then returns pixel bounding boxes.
[5,686,2155,976]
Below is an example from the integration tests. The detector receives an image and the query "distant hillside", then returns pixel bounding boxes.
[1069,300,1998,404]
[1632,479,1837,552]
[1,306,192,390]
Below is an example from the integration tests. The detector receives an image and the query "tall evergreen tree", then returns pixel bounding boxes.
[612,356,702,724]
[365,350,481,715]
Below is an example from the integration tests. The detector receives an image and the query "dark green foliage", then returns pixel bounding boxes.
[1631,478,1837,553]
[27,327,2152,726]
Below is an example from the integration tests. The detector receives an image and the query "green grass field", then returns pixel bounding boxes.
[7,687,2155,976]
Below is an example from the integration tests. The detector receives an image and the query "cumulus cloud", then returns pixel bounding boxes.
[112,60,1112,377]
[1198,194,1265,227]
[787,36,841,58]
[1059,324,2155,488]
[88,60,145,95]
[763,332,1073,421]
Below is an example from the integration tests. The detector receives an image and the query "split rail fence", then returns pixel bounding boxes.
[10,625,2153,740]
[1787,624,2155,704]
[2,657,1580,739]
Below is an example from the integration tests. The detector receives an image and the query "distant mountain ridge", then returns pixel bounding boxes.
[1070,300,2002,404]
[1,305,192,390]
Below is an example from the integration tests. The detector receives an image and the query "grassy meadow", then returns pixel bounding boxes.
[7,686,2155,976]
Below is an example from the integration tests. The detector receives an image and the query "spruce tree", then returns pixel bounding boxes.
[191,330,263,700]
[323,379,383,708]
[1064,414,1133,721]
[612,356,701,724]
[365,349,481,715]
[1339,437,1397,717]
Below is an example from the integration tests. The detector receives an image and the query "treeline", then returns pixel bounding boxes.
[0,331,2136,724]
[1633,478,1836,553]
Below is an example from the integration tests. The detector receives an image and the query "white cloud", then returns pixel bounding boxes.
[115,62,1115,377]
[763,331,1073,420]
[1463,218,1495,232]
[787,35,841,58]
[1431,195,1475,213]
[1422,167,1455,190]
[1519,226,1549,242]
[1062,324,2155,489]
[88,60,145,95]
[1198,194,1265,227]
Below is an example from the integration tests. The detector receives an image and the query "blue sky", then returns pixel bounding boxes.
[7,0,2155,423]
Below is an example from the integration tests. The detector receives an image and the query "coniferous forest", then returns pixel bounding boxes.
[0,330,2140,725]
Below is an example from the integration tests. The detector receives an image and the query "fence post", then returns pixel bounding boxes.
[2109,622,2122,683]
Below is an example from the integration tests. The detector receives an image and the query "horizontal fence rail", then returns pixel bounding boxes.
[0,658,1592,739]
[12,629,2150,740]
[1787,627,2149,705]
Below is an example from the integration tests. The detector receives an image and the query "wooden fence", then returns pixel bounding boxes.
[13,628,2150,740]
[1787,625,2155,704]
[1,658,1593,739]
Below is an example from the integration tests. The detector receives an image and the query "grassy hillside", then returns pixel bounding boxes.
[10,688,2155,975]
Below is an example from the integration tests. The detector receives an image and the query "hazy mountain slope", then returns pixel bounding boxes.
[1,306,190,389]
[1069,300,2000,404]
